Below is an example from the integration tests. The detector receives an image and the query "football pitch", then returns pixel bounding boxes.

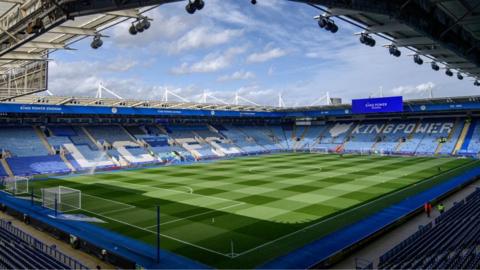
[30,153,476,268]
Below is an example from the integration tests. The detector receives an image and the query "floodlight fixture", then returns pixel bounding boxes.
[186,0,205,14]
[90,34,103,49]
[413,54,423,65]
[359,33,375,47]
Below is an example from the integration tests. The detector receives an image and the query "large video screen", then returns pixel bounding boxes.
[352,96,403,114]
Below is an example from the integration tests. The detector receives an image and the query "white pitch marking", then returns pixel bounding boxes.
[144,202,245,228]
[79,208,231,258]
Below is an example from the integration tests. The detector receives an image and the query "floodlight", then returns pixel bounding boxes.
[129,24,137,35]
[316,15,338,33]
[445,69,453,77]
[90,35,103,49]
[360,33,375,47]
[186,0,205,14]
[413,55,423,65]
[431,62,440,71]
[457,73,464,80]
[388,46,401,57]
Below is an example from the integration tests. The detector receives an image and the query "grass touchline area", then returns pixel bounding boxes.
[27,153,475,268]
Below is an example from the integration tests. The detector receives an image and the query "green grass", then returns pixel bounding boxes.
[29,153,476,268]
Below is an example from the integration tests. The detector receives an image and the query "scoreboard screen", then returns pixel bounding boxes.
[352,96,403,114]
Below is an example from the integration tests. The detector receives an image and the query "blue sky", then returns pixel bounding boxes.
[48,0,479,106]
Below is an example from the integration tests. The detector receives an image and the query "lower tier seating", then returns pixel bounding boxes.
[0,219,86,269]
[379,188,480,269]
[7,155,71,176]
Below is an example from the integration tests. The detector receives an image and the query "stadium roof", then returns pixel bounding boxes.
[4,94,278,112]
[294,0,480,81]
[1,0,480,101]
[4,94,480,113]
[0,1,163,100]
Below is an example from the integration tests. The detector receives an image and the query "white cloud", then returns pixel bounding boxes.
[171,46,247,74]
[391,82,436,97]
[247,47,287,63]
[218,70,255,82]
[106,59,138,72]
[169,27,243,54]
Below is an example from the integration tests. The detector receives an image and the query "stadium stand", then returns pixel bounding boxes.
[344,121,385,153]
[0,219,87,269]
[0,127,49,157]
[460,119,480,156]
[379,188,480,269]
[438,119,465,155]
[298,125,328,150]
[7,155,70,176]
[0,118,480,176]
[222,125,267,154]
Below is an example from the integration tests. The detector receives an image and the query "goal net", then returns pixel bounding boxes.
[3,176,30,195]
[42,186,81,212]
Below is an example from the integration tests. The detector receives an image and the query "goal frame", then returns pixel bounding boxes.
[41,186,82,213]
[3,176,31,195]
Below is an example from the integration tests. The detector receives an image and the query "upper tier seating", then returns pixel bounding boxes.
[313,122,355,151]
[438,120,464,155]
[222,125,266,154]
[379,189,480,269]
[7,155,70,176]
[0,127,48,157]
[415,120,456,155]
[69,126,98,150]
[239,126,283,151]
[344,121,385,153]
[87,125,133,143]
[268,126,289,149]
[374,120,417,153]
[299,125,329,150]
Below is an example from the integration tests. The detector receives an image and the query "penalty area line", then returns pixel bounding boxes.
[144,202,245,228]
[78,208,231,258]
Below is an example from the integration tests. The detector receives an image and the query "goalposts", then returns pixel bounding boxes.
[3,176,30,195]
[41,186,82,213]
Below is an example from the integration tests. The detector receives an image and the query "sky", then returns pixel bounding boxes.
[47,0,480,107]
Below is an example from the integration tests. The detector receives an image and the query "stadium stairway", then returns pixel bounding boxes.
[293,126,309,150]
[460,120,477,153]
[120,125,140,142]
[435,118,461,155]
[0,159,13,177]
[370,122,389,152]
[454,120,472,154]
[394,120,420,153]
[34,126,55,155]
[339,122,359,152]
[60,153,76,172]
[80,126,102,149]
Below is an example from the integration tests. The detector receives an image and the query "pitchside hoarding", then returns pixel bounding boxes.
[352,96,404,114]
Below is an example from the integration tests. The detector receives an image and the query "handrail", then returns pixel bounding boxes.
[0,219,88,270]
